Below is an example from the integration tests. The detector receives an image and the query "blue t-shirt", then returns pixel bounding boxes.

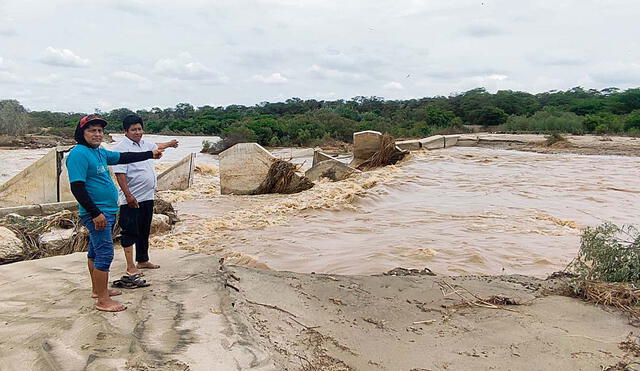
[66,145,121,217]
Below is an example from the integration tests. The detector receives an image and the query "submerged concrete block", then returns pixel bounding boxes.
[456,136,480,146]
[305,158,360,182]
[443,135,460,147]
[219,143,277,195]
[157,153,196,191]
[419,135,445,150]
[395,139,421,151]
[312,150,334,167]
[351,130,382,167]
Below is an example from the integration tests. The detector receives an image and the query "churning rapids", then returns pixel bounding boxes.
[2,134,638,276]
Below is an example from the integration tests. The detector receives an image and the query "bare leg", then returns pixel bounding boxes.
[93,269,126,312]
[89,259,121,298]
[123,245,142,276]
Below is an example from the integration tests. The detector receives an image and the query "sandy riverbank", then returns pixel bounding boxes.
[464,133,640,157]
[0,250,638,370]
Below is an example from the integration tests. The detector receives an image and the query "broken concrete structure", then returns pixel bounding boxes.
[1,145,195,211]
[443,135,460,147]
[0,201,77,218]
[0,146,73,207]
[351,130,382,167]
[40,228,75,255]
[157,153,196,191]
[305,158,360,182]
[220,143,313,195]
[456,135,480,146]
[419,135,445,150]
[150,214,171,235]
[0,226,24,264]
[219,143,277,195]
[312,150,334,167]
[395,139,421,151]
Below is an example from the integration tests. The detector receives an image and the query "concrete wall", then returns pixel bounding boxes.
[0,148,60,207]
[157,153,196,191]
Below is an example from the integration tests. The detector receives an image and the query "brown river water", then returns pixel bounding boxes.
[2,135,639,277]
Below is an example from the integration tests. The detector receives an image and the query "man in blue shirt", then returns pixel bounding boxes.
[67,115,163,312]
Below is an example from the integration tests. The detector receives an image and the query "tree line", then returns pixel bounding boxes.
[2,86,640,147]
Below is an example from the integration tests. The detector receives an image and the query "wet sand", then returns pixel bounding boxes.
[0,250,637,370]
[464,133,640,157]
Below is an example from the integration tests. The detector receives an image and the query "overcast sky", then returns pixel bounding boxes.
[1,0,639,112]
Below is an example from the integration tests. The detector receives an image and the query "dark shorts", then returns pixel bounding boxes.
[119,200,154,263]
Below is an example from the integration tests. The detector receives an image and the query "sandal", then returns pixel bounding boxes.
[112,275,150,289]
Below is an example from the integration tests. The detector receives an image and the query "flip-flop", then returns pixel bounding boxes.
[112,275,150,289]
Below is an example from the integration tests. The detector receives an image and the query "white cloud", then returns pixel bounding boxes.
[461,21,505,38]
[35,73,62,85]
[252,72,288,84]
[383,81,404,90]
[589,62,640,86]
[0,57,11,70]
[308,64,369,82]
[41,47,90,68]
[112,70,149,83]
[0,71,18,83]
[0,17,17,37]
[154,52,227,83]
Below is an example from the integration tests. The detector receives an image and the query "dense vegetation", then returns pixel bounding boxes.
[2,86,640,147]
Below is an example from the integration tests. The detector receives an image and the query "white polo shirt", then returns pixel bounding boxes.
[111,136,158,206]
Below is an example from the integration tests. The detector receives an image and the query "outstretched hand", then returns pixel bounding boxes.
[152,148,164,159]
[168,139,179,148]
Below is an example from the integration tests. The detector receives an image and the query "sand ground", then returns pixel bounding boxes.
[0,250,638,370]
[461,133,640,156]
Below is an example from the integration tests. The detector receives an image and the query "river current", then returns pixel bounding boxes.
[1,135,638,276]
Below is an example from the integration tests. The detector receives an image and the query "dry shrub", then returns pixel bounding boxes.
[0,210,88,260]
[357,133,408,170]
[253,159,314,195]
[568,280,640,321]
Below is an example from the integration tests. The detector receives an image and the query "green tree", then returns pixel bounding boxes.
[0,100,30,135]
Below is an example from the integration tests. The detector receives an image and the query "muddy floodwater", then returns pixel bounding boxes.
[2,136,639,277]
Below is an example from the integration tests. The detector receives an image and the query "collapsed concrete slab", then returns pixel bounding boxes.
[220,143,313,195]
[456,135,480,146]
[443,135,460,147]
[219,143,277,195]
[0,147,65,207]
[157,153,196,191]
[419,135,445,150]
[395,139,421,151]
[150,213,171,234]
[351,130,382,167]
[305,158,360,182]
[312,150,334,167]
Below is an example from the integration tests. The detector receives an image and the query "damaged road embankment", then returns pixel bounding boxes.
[0,250,638,370]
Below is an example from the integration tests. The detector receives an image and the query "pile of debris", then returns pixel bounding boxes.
[0,198,179,265]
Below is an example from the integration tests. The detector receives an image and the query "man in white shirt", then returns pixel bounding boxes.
[112,114,179,276]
